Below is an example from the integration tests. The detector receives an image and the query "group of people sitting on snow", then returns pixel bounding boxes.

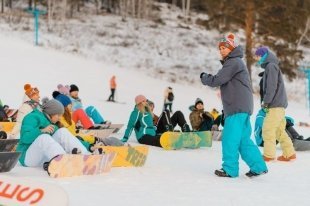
[0,79,309,173]
[0,83,123,170]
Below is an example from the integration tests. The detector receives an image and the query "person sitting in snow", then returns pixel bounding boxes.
[254,109,310,151]
[121,95,190,147]
[148,99,191,134]
[10,84,41,139]
[200,33,267,178]
[68,84,111,129]
[17,99,90,169]
[54,91,123,148]
[189,98,215,131]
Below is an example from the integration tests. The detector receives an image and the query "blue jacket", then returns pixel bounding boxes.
[121,107,156,142]
[201,46,253,117]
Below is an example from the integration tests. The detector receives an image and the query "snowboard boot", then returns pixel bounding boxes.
[277,154,296,162]
[165,124,174,132]
[214,168,231,178]
[71,148,82,154]
[0,131,7,139]
[93,148,104,155]
[182,123,191,132]
[245,170,268,178]
[43,155,60,175]
[263,155,275,162]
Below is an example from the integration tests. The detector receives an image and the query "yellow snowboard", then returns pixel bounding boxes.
[0,122,15,132]
[160,131,212,150]
[99,145,149,167]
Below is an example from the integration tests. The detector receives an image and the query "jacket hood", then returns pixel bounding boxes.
[228,46,244,59]
[261,52,279,69]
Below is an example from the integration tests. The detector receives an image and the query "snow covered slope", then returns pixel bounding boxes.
[1,31,310,206]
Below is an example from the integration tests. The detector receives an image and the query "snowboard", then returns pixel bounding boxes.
[109,124,124,133]
[78,128,115,139]
[0,176,68,206]
[47,152,117,178]
[99,145,149,167]
[0,152,21,173]
[160,131,212,150]
[0,121,15,133]
[0,139,19,152]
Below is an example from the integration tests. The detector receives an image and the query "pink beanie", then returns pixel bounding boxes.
[135,95,147,105]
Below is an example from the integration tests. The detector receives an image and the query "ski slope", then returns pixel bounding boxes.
[1,34,310,206]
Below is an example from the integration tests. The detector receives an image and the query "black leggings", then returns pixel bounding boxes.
[138,134,162,147]
[156,110,187,134]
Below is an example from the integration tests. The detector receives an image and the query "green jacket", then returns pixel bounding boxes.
[17,109,59,166]
[122,106,156,142]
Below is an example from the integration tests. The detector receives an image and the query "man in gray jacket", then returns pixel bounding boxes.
[200,33,267,178]
[254,46,296,162]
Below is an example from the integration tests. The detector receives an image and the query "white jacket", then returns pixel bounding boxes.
[10,95,40,139]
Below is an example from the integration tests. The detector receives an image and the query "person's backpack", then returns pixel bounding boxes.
[167,92,174,101]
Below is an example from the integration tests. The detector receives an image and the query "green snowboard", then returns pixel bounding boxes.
[160,131,212,150]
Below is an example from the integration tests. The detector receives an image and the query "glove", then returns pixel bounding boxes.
[200,72,206,78]
[261,102,269,113]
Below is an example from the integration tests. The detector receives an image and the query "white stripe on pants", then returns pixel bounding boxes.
[25,128,90,167]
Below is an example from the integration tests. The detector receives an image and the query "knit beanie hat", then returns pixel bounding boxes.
[135,95,147,105]
[55,93,72,108]
[70,84,79,93]
[58,84,70,95]
[42,98,64,115]
[24,84,39,98]
[195,98,204,107]
[255,46,268,57]
[218,33,236,51]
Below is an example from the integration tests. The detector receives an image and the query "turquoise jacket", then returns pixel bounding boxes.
[69,96,83,112]
[121,107,156,142]
[17,109,59,166]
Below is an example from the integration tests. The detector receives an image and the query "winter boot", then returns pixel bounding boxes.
[182,123,191,132]
[165,124,174,132]
[245,170,268,178]
[263,155,275,162]
[93,148,104,155]
[0,131,7,139]
[214,168,231,178]
[71,148,81,154]
[277,154,296,162]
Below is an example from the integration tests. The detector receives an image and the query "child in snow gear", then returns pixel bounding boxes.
[69,84,111,129]
[201,33,267,177]
[17,99,90,168]
[107,75,117,102]
[163,87,174,113]
[254,46,296,162]
[10,84,41,139]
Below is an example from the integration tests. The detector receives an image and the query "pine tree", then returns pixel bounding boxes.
[191,0,310,80]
